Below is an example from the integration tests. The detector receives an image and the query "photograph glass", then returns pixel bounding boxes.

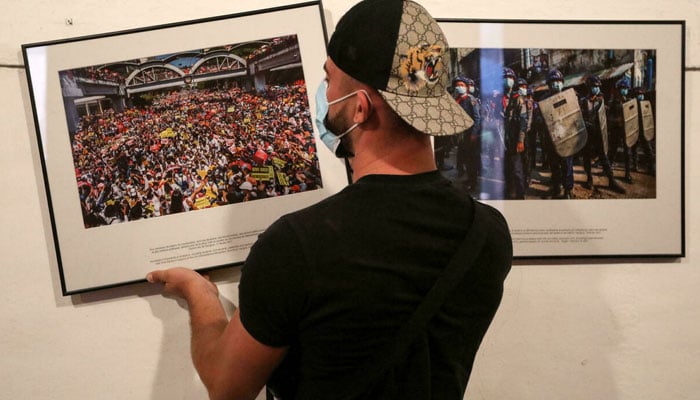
[60,35,322,229]
[437,20,684,259]
[438,46,657,201]
[23,2,347,294]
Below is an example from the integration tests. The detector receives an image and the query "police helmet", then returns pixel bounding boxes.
[546,69,564,84]
[585,74,602,88]
[503,67,516,79]
[516,77,528,87]
[453,76,474,86]
[615,79,631,89]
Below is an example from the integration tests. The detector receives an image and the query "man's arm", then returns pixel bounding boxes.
[147,268,288,400]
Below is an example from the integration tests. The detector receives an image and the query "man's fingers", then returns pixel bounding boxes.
[146,270,165,283]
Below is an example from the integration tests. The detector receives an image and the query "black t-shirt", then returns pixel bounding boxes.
[239,171,512,399]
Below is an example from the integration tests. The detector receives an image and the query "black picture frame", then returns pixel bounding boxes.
[436,18,685,259]
[22,1,349,295]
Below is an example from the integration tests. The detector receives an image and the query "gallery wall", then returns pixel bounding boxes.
[1,1,698,399]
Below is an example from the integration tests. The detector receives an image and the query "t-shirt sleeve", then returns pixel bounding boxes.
[484,203,513,282]
[238,216,307,347]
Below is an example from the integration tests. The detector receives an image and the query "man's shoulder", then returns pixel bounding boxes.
[282,186,351,219]
[262,187,357,241]
[472,201,512,250]
[474,201,509,234]
[472,201,513,277]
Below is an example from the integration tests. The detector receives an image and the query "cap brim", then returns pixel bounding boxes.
[378,89,474,136]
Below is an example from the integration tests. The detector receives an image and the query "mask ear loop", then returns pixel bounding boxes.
[329,89,374,139]
[328,88,373,107]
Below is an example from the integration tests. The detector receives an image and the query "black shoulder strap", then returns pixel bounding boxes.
[386,200,489,364]
[332,200,491,400]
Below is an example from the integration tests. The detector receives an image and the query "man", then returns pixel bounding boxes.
[539,69,575,199]
[524,88,537,185]
[631,86,656,175]
[502,74,530,199]
[485,67,516,199]
[607,78,634,183]
[579,75,626,194]
[147,1,512,399]
[453,76,481,189]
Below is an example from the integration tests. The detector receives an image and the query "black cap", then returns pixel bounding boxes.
[328,0,403,90]
[326,0,473,136]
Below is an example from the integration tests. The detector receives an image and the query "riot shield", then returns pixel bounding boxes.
[622,99,640,147]
[640,100,655,141]
[598,99,609,155]
[538,88,588,157]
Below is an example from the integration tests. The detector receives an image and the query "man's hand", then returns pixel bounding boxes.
[146,267,287,400]
[147,267,218,301]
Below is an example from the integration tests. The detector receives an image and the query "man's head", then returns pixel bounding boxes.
[585,74,602,96]
[453,76,475,96]
[503,67,516,91]
[546,69,565,93]
[516,77,528,96]
[616,79,631,98]
[323,0,473,139]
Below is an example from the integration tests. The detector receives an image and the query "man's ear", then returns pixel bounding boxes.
[352,90,374,124]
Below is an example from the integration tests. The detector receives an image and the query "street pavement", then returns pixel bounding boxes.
[439,148,656,200]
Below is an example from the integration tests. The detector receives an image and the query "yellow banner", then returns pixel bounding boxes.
[251,166,274,182]
[159,127,176,138]
[272,157,287,169]
[276,172,289,186]
[194,196,211,209]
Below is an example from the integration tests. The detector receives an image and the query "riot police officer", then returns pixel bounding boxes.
[607,78,634,183]
[539,69,575,199]
[516,79,534,188]
[502,69,529,199]
[477,69,511,199]
[453,76,482,189]
[525,88,539,172]
[632,86,656,175]
[579,74,626,194]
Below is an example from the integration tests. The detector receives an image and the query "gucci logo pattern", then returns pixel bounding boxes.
[380,1,473,136]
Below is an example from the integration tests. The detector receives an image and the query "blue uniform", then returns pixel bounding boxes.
[503,92,529,199]
[455,93,481,188]
[579,93,624,193]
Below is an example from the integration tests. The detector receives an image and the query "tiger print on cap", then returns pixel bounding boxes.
[379,1,473,136]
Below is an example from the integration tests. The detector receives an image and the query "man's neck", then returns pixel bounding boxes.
[348,130,437,182]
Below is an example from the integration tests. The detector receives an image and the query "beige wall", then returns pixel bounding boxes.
[1,1,698,399]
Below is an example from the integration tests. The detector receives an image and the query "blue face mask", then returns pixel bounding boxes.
[314,80,371,158]
[551,81,564,92]
[454,86,467,96]
[620,88,629,97]
[591,86,601,96]
[637,95,645,101]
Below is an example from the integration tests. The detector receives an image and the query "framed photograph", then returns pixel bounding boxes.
[436,19,685,258]
[23,1,349,295]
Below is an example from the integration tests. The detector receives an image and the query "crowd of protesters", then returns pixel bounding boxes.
[246,35,297,62]
[73,81,321,228]
[73,66,125,84]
